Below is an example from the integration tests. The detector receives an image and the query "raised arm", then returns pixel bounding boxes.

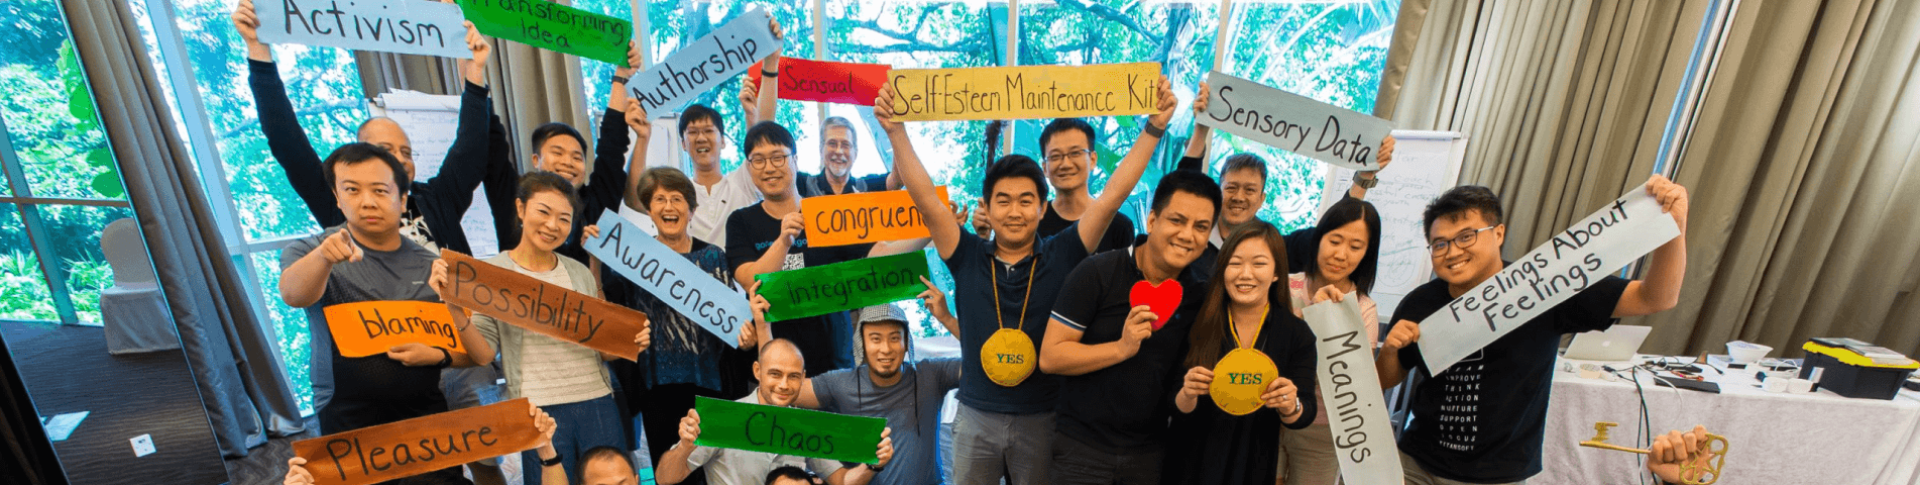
[750,19,784,125]
[1182,81,1211,162]
[1076,75,1175,253]
[236,0,340,227]
[420,24,495,211]
[579,44,647,221]
[655,410,703,485]
[1345,135,1396,200]
[1613,175,1689,317]
[622,98,655,212]
[874,84,962,258]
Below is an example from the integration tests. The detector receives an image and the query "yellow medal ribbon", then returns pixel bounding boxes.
[1210,306,1280,416]
[981,256,1039,387]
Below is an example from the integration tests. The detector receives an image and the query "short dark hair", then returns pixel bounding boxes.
[982,120,1048,200]
[1422,185,1504,237]
[636,166,699,212]
[680,103,725,138]
[518,171,582,214]
[743,121,797,155]
[1149,169,1221,216]
[578,446,634,480]
[531,122,589,155]
[1305,198,1383,295]
[323,142,409,198]
[1219,153,1269,183]
[764,466,821,485]
[1038,117,1096,153]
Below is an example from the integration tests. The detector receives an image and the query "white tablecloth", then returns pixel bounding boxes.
[100,285,179,354]
[1534,356,1920,485]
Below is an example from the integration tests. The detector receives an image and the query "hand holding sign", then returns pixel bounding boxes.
[1118,306,1156,355]
[1179,366,1214,402]
[625,98,652,141]
[1259,376,1300,416]
[460,20,491,87]
[1128,280,1183,330]
[1647,174,1690,232]
[1382,320,1420,351]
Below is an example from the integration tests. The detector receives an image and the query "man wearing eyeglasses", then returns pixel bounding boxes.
[1030,118,1139,254]
[1373,179,1690,485]
[738,82,899,198]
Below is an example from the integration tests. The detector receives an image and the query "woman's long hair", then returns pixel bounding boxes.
[1302,197,1383,296]
[1183,222,1292,369]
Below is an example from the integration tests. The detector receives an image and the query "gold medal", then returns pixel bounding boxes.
[981,328,1037,386]
[1208,306,1280,416]
[983,255,1040,387]
[1210,347,1279,416]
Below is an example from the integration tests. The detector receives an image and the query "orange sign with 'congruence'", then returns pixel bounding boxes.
[803,187,948,247]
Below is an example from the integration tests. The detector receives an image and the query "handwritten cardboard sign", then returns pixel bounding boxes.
[1303,296,1403,484]
[1198,71,1390,171]
[754,251,930,322]
[749,58,893,106]
[886,63,1162,121]
[437,250,648,360]
[802,187,947,247]
[456,0,633,66]
[1418,190,1681,373]
[627,9,780,114]
[255,0,471,58]
[322,301,466,358]
[693,396,886,464]
[584,210,750,348]
[294,398,541,485]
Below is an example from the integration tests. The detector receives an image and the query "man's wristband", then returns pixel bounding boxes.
[762,68,779,78]
[866,463,885,473]
[610,74,630,85]
[539,454,563,467]
[1142,121,1167,139]
[434,348,452,368]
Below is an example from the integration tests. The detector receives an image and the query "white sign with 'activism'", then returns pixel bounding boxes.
[1303,295,1403,485]
[584,210,750,348]
[1418,189,1681,373]
[627,9,781,114]
[255,0,472,58]
[1198,71,1389,171]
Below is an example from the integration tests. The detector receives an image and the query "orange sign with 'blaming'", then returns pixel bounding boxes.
[322,301,466,358]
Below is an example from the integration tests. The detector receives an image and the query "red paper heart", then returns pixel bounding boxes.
[1129,279,1183,331]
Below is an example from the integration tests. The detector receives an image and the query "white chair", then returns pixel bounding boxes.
[98,218,179,354]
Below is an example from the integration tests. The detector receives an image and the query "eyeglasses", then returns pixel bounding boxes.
[748,153,791,169]
[1428,226,1496,256]
[1045,149,1089,164]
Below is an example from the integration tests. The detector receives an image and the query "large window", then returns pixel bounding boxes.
[127,0,371,415]
[0,0,131,325]
[1218,0,1400,233]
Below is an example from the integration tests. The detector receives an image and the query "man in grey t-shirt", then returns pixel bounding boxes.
[798,305,961,485]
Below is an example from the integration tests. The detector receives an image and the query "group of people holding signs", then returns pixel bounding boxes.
[240,2,1719,485]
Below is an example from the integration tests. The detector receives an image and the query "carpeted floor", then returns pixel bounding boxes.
[1,321,229,484]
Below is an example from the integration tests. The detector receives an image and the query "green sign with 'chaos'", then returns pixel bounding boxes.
[754,251,930,322]
[693,396,887,464]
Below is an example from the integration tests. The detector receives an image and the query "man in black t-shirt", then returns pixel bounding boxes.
[1040,171,1222,485]
[871,75,1174,485]
[1376,180,1690,485]
[1031,118,1138,253]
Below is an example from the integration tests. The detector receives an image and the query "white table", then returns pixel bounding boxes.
[1532,356,1920,485]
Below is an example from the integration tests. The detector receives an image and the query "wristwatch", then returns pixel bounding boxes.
[611,74,630,85]
[1354,173,1379,189]
[433,348,452,369]
[867,463,885,473]
[540,454,564,467]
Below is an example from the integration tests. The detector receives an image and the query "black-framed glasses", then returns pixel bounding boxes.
[748,153,791,169]
[1045,148,1089,164]
[1428,226,1496,256]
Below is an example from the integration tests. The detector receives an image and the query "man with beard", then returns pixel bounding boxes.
[792,305,960,485]
[656,340,895,485]
[738,83,898,198]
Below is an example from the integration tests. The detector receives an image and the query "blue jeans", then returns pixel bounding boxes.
[523,395,624,485]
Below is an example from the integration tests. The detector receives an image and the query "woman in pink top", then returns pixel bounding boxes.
[1282,197,1383,484]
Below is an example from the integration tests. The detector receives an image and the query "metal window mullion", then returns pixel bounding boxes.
[141,0,279,330]
[0,113,79,324]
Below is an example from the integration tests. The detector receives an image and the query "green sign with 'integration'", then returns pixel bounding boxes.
[693,396,887,464]
[457,0,633,66]
[755,252,930,322]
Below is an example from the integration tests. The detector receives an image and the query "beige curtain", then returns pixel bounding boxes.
[63,0,305,457]
[354,51,460,97]
[1637,0,1920,356]
[483,34,593,169]
[1389,0,1710,253]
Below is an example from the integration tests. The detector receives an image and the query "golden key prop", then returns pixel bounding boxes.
[1579,422,1729,485]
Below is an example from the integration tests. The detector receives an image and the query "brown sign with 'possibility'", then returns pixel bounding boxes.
[437,250,647,360]
[293,398,541,485]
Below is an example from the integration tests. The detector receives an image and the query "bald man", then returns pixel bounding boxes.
[656,340,894,485]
